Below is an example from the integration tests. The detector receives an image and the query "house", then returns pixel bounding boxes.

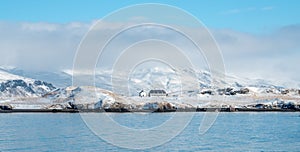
[139,90,147,97]
[148,90,167,97]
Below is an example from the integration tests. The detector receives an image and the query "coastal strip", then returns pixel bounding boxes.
[1,107,300,113]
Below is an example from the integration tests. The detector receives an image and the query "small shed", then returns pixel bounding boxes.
[148,90,167,97]
[139,90,147,97]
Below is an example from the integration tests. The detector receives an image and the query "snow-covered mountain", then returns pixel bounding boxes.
[0,67,299,110]
[0,69,56,98]
[0,68,30,82]
[1,66,299,99]
[87,67,294,97]
[3,67,71,88]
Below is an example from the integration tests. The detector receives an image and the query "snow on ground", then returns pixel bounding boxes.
[0,69,33,83]
[1,67,300,110]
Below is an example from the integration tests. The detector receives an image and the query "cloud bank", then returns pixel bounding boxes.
[0,21,91,70]
[213,25,300,84]
[0,21,299,86]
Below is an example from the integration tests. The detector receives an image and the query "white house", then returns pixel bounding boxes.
[139,90,147,97]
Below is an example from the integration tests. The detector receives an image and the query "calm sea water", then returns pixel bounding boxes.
[0,112,299,151]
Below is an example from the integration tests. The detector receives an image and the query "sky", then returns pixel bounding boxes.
[0,0,299,86]
[1,0,299,33]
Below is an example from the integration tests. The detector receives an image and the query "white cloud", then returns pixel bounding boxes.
[212,25,300,83]
[21,22,59,32]
[0,21,299,85]
[261,6,274,11]
[223,6,274,15]
[0,21,91,71]
[224,9,241,15]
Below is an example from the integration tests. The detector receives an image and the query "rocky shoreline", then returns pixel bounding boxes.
[1,107,300,113]
[1,85,300,114]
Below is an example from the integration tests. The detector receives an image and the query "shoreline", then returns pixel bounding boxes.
[1,107,300,113]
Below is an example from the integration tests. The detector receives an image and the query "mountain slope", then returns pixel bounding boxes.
[89,67,288,96]
[3,67,71,88]
[0,69,56,98]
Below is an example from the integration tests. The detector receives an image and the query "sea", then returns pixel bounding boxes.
[0,112,299,151]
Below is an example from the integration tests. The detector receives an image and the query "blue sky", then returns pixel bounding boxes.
[0,1,299,87]
[0,0,299,33]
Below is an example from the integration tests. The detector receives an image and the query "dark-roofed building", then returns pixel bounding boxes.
[139,90,147,97]
[148,90,167,97]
